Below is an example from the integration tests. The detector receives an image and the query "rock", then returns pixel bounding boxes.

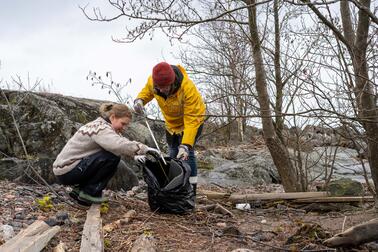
[135,192,148,200]
[0,90,163,190]
[328,178,363,196]
[45,217,59,226]
[107,160,139,191]
[0,224,14,241]
[198,148,280,186]
[10,221,23,228]
[56,212,69,221]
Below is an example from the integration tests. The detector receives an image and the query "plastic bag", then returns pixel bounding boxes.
[142,156,195,214]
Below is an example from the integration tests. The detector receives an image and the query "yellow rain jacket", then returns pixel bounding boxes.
[137,65,206,147]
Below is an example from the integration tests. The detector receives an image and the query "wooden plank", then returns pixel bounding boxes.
[293,196,374,203]
[229,191,329,203]
[0,220,60,252]
[80,204,103,252]
[198,190,230,199]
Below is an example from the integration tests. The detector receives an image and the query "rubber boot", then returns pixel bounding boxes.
[192,183,197,196]
[78,191,109,204]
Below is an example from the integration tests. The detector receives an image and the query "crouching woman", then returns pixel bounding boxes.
[53,103,158,205]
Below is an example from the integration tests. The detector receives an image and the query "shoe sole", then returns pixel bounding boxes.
[78,195,109,205]
[66,190,91,207]
[78,196,108,204]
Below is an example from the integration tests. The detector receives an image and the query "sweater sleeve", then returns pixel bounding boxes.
[91,126,149,157]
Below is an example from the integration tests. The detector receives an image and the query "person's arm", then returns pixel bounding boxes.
[91,126,149,157]
[181,82,206,147]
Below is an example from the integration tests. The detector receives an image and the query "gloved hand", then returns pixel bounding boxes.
[146,147,160,156]
[177,145,189,160]
[134,155,146,164]
[133,99,145,115]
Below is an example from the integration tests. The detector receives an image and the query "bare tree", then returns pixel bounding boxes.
[179,11,256,143]
[80,0,307,191]
[292,0,378,205]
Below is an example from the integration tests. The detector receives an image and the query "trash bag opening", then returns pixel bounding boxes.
[143,156,195,214]
[144,156,182,189]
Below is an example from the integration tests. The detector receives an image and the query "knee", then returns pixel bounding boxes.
[102,150,121,164]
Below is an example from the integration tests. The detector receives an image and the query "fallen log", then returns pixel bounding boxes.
[293,196,374,203]
[324,218,378,248]
[0,220,60,252]
[199,190,230,200]
[229,192,328,203]
[80,204,103,252]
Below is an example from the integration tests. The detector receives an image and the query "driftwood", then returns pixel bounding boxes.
[131,233,156,252]
[80,204,103,252]
[0,220,60,252]
[324,218,378,247]
[199,190,230,200]
[229,192,329,203]
[294,196,374,203]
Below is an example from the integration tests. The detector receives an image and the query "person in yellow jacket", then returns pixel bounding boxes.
[133,62,206,195]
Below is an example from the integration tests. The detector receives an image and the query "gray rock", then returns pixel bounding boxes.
[198,148,280,186]
[108,160,139,191]
[10,221,23,228]
[56,211,69,221]
[0,90,165,190]
[0,224,15,241]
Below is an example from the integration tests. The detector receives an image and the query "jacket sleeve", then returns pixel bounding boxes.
[182,82,205,147]
[136,77,155,105]
[91,126,149,157]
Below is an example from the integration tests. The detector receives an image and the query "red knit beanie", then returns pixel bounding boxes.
[152,62,175,87]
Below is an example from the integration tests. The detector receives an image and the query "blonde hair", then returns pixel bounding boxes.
[99,103,132,119]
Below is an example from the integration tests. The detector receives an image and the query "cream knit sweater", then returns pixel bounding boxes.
[53,117,148,176]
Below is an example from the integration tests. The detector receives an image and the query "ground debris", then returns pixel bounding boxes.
[0,180,376,251]
[286,223,331,245]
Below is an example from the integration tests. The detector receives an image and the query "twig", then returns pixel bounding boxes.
[137,208,159,229]
[342,215,347,232]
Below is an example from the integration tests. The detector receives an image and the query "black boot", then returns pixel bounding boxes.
[192,183,197,196]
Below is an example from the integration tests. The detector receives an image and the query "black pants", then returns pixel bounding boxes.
[57,150,120,197]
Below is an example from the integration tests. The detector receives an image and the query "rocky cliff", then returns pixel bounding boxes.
[0,90,164,190]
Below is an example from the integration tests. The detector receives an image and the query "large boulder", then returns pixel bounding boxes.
[328,178,364,196]
[197,146,280,186]
[0,90,164,191]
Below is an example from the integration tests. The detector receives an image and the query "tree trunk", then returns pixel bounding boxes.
[341,0,378,204]
[245,0,300,192]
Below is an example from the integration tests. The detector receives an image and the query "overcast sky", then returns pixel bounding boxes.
[0,0,179,102]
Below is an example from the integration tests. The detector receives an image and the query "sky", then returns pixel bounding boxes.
[0,0,179,102]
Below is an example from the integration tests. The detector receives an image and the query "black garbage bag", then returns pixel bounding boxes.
[142,155,195,214]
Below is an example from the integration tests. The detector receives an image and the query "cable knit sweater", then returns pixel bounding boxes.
[53,117,148,176]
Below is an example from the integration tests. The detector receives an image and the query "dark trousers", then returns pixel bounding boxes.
[57,150,120,197]
[165,124,203,184]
